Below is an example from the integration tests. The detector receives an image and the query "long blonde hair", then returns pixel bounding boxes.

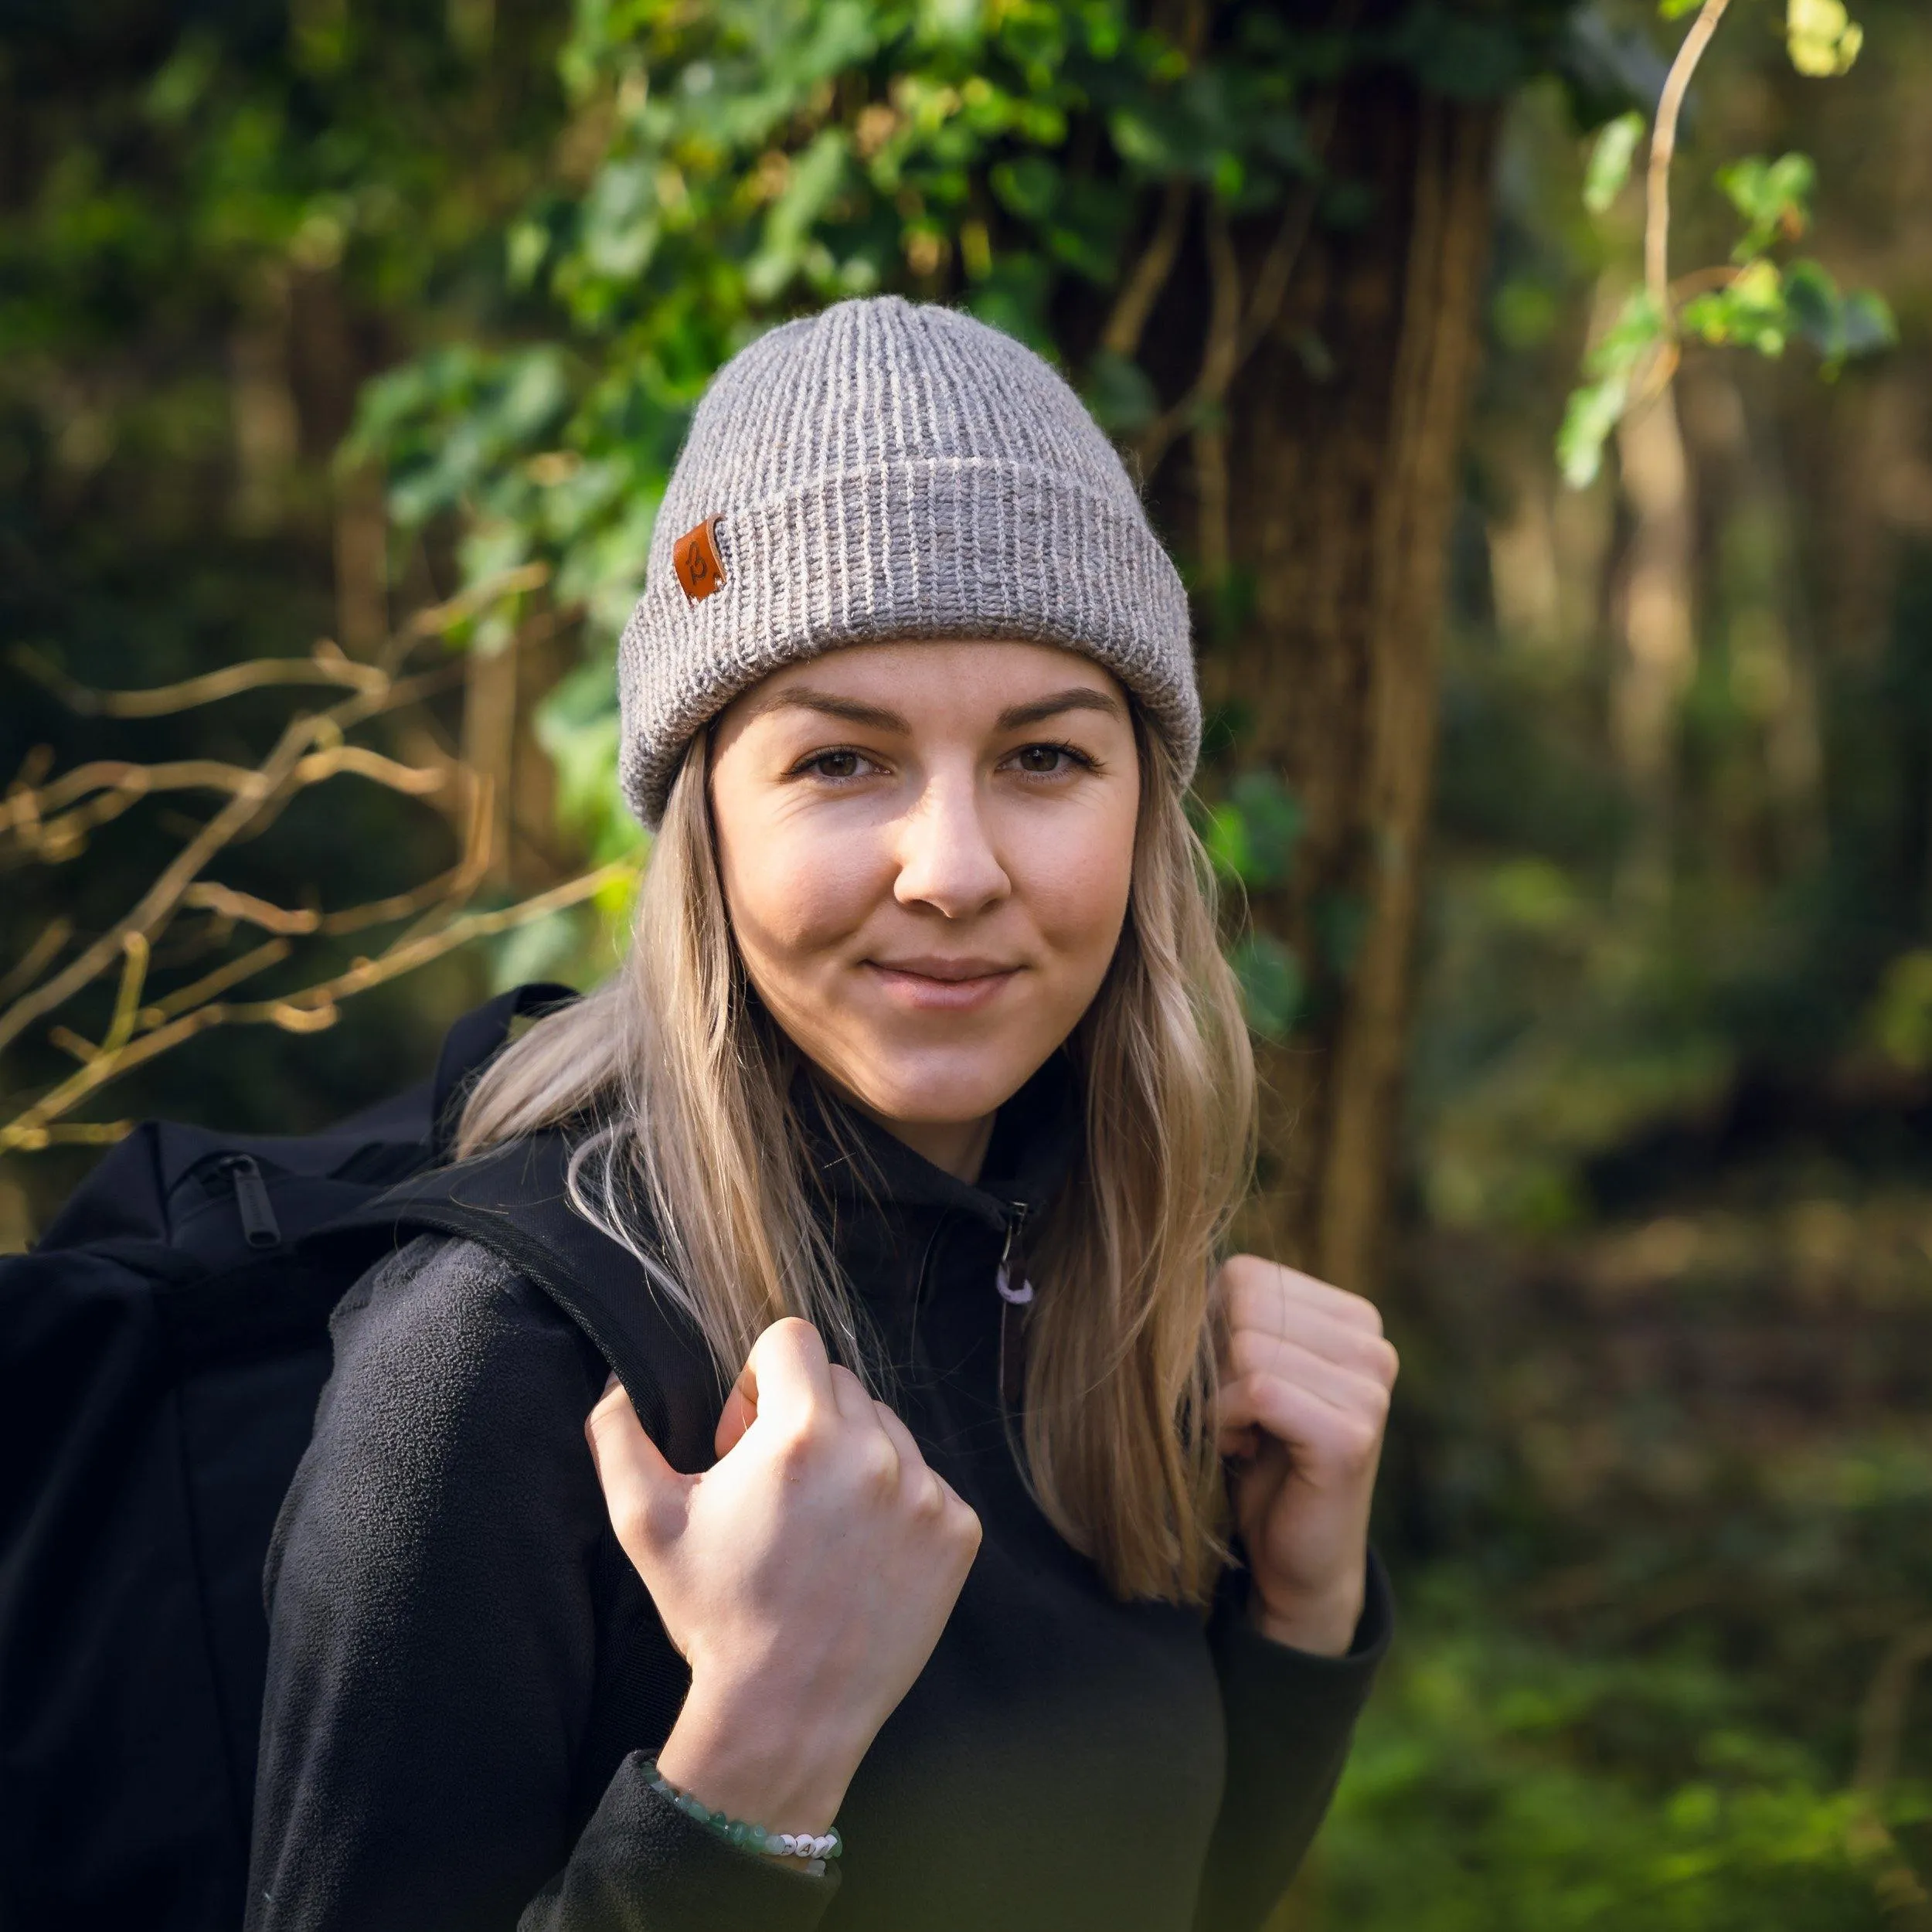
[458,718,1257,1605]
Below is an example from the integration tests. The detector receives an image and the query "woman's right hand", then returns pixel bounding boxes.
[584,1317,981,1838]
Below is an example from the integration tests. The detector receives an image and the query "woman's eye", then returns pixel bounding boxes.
[1011,743,1085,775]
[801,749,872,781]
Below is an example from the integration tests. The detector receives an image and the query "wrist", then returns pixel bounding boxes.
[657,1675,861,1835]
[1246,1573,1364,1658]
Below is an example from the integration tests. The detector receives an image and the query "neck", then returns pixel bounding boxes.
[834,1090,996,1185]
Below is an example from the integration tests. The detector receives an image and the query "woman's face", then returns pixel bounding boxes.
[707,639,1140,1173]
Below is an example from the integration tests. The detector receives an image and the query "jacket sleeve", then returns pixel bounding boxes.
[246,1235,838,1932]
[1192,1550,1393,1932]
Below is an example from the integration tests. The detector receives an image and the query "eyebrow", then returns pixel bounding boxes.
[748,683,1125,733]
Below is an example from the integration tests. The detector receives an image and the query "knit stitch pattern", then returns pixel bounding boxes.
[616,296,1199,825]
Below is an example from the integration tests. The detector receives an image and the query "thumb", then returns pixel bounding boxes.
[585,1372,688,1555]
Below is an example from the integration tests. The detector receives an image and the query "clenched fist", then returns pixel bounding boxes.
[586,1317,981,1835]
[1215,1257,1398,1657]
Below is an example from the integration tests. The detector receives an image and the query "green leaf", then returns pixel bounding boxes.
[1230,934,1304,1043]
[1557,374,1628,490]
[1682,258,1789,357]
[1200,768,1303,889]
[1585,287,1666,381]
[1839,287,1900,358]
[1082,350,1158,434]
[1715,152,1815,260]
[1787,0,1864,76]
[1583,111,1646,216]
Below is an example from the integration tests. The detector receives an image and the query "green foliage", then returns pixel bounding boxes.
[1557,288,1664,487]
[1715,151,1815,260]
[1559,2,1892,489]
[1582,108,1645,215]
[1315,1595,1925,1932]
[1230,932,1304,1042]
[1786,0,1863,77]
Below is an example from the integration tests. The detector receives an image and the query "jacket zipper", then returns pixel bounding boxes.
[995,1202,1032,1304]
[995,1202,1032,1413]
[217,1154,282,1249]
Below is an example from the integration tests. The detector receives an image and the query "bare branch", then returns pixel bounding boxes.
[1647,0,1732,323]
[1,861,631,1151]
[139,937,294,1026]
[181,883,320,937]
[12,641,386,719]
[0,712,318,1057]
[1134,92,1339,485]
[1100,179,1193,363]
[0,920,71,1006]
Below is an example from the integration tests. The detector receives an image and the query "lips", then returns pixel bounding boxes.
[869,955,1019,982]
[863,957,1022,1012]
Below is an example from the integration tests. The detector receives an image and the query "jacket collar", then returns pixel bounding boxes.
[797,1050,1083,1236]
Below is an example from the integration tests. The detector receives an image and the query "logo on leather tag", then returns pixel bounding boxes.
[672,516,726,604]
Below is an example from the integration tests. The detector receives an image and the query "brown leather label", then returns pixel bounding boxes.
[672,515,726,604]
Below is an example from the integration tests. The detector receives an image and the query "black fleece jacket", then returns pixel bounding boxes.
[246,1062,1390,1932]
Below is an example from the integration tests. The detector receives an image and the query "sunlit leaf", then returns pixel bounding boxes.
[1583,111,1646,216]
[1787,0,1863,75]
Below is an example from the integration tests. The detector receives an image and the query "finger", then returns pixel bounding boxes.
[1225,1329,1393,1424]
[731,1315,838,1434]
[1225,1324,1398,1403]
[1217,1372,1385,1476]
[866,1398,936,1506]
[1219,1257,1384,1338]
[828,1362,878,1428]
[585,1377,689,1549]
[713,1377,757,1459]
[1217,1301,1396,1387]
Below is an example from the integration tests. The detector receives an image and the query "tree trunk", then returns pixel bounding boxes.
[1202,80,1499,1295]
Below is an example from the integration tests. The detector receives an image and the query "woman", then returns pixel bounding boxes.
[247,296,1396,1932]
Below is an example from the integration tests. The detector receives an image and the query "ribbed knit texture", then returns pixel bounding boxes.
[617,297,1199,825]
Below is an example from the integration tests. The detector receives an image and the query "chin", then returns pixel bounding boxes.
[846,1053,1034,1128]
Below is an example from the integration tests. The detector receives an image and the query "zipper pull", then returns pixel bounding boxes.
[219,1155,282,1249]
[995,1203,1032,1304]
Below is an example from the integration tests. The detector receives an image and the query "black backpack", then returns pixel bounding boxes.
[0,983,706,1932]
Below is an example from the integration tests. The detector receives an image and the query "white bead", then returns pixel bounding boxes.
[775,1833,795,1855]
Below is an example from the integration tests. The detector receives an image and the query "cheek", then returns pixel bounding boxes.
[1013,800,1138,968]
[715,809,885,970]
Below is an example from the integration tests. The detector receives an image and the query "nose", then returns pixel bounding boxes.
[892,768,1011,919]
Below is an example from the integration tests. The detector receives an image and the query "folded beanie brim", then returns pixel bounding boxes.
[619,453,1196,825]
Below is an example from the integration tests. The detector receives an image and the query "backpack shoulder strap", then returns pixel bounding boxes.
[328,1132,723,1464]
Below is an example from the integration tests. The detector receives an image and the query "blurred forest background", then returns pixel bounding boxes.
[4,0,1931,1922]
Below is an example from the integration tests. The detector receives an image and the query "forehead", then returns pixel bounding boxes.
[735,638,1128,721]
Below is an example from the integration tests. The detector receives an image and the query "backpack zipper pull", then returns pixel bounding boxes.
[995,1203,1032,1304]
[219,1155,281,1249]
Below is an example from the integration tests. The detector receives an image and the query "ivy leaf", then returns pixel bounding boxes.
[1715,153,1815,260]
[1557,375,1628,489]
[1787,0,1863,76]
[1780,258,1898,373]
[1200,769,1303,889]
[1230,934,1304,1043]
[1083,349,1158,434]
[1682,259,1789,357]
[1583,111,1646,216]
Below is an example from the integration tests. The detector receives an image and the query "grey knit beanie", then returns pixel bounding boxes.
[615,296,1199,826]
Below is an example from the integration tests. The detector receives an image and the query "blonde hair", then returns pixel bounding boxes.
[457,721,1256,1605]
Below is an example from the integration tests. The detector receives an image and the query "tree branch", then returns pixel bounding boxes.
[1100,179,1193,363]
[0,860,632,1151]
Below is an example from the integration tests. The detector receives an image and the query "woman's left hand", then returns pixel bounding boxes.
[1214,1255,1399,1657]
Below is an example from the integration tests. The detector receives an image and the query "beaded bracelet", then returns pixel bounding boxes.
[643,1758,843,1872]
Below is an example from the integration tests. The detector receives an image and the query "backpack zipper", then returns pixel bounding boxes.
[216,1155,282,1249]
